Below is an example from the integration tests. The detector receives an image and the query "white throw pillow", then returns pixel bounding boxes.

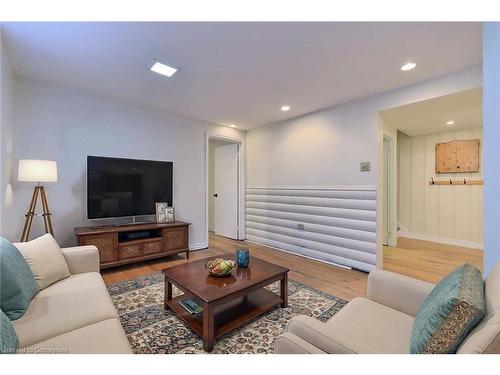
[14,234,71,290]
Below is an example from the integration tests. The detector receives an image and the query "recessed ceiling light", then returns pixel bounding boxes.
[400,62,416,71]
[445,120,455,126]
[229,124,237,128]
[150,61,178,78]
[281,105,291,112]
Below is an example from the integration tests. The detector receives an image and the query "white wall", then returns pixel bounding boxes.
[397,128,483,245]
[246,65,482,269]
[0,28,15,235]
[484,23,500,275]
[2,78,245,248]
[248,66,482,188]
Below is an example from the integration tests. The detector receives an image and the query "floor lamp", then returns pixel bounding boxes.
[18,159,58,242]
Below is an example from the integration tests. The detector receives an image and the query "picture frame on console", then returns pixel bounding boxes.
[156,202,175,223]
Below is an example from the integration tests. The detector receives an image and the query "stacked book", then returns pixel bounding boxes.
[179,298,203,314]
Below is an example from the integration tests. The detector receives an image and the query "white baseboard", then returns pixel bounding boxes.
[190,242,208,251]
[397,230,483,250]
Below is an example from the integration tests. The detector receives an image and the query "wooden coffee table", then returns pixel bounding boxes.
[162,256,289,352]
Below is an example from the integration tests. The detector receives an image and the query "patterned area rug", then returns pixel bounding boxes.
[107,273,347,354]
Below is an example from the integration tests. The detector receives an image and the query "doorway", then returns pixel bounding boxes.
[208,137,240,240]
[378,87,484,282]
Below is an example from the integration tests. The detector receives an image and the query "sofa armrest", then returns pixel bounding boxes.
[367,269,435,317]
[285,315,357,354]
[61,246,100,274]
[274,332,326,354]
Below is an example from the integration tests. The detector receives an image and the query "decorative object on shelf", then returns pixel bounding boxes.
[179,298,203,314]
[155,202,175,223]
[18,159,58,242]
[205,258,236,278]
[236,248,250,268]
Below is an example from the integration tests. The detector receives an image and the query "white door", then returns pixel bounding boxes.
[214,143,239,239]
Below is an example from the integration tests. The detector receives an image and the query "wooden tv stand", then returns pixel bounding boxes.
[75,221,190,269]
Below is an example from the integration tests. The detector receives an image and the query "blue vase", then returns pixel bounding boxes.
[236,248,250,268]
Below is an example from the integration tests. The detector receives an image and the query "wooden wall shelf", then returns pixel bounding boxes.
[75,221,191,269]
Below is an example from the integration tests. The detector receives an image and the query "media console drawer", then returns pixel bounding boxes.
[163,227,188,252]
[75,221,191,269]
[119,243,142,260]
[143,239,162,255]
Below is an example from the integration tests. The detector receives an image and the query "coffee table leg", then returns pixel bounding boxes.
[202,304,215,352]
[164,278,172,310]
[280,273,288,308]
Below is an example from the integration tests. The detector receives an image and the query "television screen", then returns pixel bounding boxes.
[87,156,173,219]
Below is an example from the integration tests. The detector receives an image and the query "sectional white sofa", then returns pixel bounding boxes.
[12,245,132,354]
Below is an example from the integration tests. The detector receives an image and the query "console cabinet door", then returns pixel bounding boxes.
[163,227,188,252]
[78,233,118,263]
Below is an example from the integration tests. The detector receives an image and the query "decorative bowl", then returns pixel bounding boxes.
[205,258,236,278]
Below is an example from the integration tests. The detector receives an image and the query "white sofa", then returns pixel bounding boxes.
[274,263,500,354]
[12,245,132,354]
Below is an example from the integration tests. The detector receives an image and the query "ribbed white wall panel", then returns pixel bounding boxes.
[247,188,376,200]
[247,202,375,222]
[246,187,377,271]
[247,194,375,210]
[246,208,376,232]
[246,215,376,242]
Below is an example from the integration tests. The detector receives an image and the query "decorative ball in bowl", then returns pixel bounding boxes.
[205,258,236,278]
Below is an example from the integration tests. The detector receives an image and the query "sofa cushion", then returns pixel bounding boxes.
[19,318,132,354]
[458,262,500,353]
[288,297,415,353]
[410,263,485,354]
[14,234,70,290]
[0,237,39,320]
[1,309,19,354]
[12,272,118,348]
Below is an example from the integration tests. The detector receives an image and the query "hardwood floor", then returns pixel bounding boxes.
[101,233,484,300]
[383,237,483,284]
[102,232,368,301]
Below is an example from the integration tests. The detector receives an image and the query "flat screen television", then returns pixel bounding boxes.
[87,156,173,219]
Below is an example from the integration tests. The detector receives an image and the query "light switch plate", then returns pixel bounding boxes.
[360,161,371,172]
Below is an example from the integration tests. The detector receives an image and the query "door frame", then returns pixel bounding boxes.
[382,132,398,248]
[205,132,246,245]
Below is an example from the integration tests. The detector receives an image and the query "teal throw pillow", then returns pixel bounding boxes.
[0,309,19,354]
[0,236,39,320]
[410,263,485,354]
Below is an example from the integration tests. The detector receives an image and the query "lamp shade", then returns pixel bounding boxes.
[18,160,58,182]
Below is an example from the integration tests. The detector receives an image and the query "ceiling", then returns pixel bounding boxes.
[380,87,482,137]
[1,22,482,130]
